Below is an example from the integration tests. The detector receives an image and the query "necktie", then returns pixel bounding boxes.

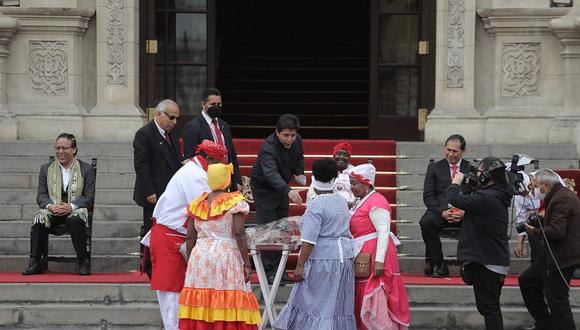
[212,119,224,146]
[164,131,171,145]
[451,164,458,180]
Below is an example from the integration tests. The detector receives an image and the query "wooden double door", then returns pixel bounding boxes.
[140,0,435,140]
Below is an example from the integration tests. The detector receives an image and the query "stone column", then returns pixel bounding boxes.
[549,6,580,153]
[83,0,144,142]
[0,7,94,140]
[478,7,569,144]
[0,14,19,140]
[425,0,485,143]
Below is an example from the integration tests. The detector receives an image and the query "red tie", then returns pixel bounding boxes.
[451,164,458,179]
[212,119,224,146]
[164,131,171,145]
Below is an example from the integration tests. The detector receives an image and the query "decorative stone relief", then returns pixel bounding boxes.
[502,43,541,97]
[29,41,68,96]
[106,0,125,85]
[446,0,465,88]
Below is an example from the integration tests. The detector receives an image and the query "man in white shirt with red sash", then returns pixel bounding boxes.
[143,139,228,330]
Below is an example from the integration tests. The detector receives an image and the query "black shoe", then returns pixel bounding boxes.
[521,324,537,330]
[22,257,43,275]
[432,261,449,278]
[78,259,91,276]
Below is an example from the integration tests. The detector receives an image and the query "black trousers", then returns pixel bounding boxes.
[30,215,87,260]
[519,238,577,330]
[465,262,505,330]
[141,206,154,279]
[253,189,289,274]
[420,210,458,264]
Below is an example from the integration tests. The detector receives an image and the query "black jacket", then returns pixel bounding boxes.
[423,159,471,216]
[250,133,304,195]
[132,119,182,208]
[541,183,580,270]
[37,159,95,209]
[182,114,241,186]
[447,183,511,267]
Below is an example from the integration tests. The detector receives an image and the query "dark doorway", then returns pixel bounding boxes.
[215,0,370,138]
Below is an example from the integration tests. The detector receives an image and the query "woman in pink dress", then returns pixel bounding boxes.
[348,163,410,330]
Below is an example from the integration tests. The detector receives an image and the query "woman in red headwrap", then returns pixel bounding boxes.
[349,164,410,330]
[307,142,355,205]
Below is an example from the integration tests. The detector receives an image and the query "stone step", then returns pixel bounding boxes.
[0,255,139,272]
[0,220,141,238]
[8,204,142,222]
[396,222,525,239]
[0,156,135,174]
[396,190,423,206]
[397,239,529,257]
[0,189,135,205]
[399,256,530,275]
[0,238,139,256]
[0,141,133,157]
[396,142,578,160]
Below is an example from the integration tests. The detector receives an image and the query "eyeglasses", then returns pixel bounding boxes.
[162,111,179,120]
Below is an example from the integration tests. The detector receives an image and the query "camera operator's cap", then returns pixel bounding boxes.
[348,163,376,186]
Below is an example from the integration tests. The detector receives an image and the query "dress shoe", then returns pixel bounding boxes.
[22,257,43,275]
[78,259,91,276]
[431,261,449,278]
[521,324,536,330]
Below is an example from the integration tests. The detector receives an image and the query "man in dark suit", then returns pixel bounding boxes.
[133,99,182,278]
[23,133,96,276]
[420,134,470,277]
[182,87,241,191]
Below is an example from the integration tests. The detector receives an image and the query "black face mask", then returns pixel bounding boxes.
[207,105,222,119]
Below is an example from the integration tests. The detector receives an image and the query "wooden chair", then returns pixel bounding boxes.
[40,157,97,272]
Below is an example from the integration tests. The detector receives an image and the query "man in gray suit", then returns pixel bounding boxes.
[23,133,96,275]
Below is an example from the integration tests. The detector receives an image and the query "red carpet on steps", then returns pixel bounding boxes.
[3,272,579,287]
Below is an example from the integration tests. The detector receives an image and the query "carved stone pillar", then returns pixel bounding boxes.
[0,14,19,140]
[425,0,485,143]
[83,0,144,142]
[0,7,94,140]
[549,6,580,152]
[477,7,569,144]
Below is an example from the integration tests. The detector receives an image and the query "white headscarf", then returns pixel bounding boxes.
[348,163,376,186]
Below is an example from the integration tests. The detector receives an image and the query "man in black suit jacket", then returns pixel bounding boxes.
[182,87,241,191]
[133,99,182,278]
[23,133,96,276]
[420,134,470,277]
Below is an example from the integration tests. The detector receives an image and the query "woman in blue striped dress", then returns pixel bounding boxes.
[273,159,356,330]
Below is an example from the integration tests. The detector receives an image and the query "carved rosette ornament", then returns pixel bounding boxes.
[106,0,125,85]
[446,0,465,88]
[501,43,541,97]
[29,41,68,96]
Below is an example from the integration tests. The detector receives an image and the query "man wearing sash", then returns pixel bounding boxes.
[23,133,96,275]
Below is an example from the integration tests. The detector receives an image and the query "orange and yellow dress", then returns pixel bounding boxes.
[179,191,261,330]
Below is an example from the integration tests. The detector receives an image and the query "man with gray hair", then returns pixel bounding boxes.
[133,99,182,278]
[519,168,580,330]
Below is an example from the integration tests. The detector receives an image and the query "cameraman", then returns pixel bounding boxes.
[521,169,580,330]
[448,157,511,330]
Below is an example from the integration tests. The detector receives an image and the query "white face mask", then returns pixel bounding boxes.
[534,187,545,200]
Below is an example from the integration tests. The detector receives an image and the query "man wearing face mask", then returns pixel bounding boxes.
[518,169,580,330]
[183,87,242,191]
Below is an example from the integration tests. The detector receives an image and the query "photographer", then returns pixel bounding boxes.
[520,169,580,330]
[448,157,511,330]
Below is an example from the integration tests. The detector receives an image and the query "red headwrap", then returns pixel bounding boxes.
[333,142,353,156]
[195,139,228,162]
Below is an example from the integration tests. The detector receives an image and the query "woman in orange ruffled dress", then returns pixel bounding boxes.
[179,163,261,329]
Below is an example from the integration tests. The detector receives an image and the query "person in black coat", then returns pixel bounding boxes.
[448,157,512,330]
[133,99,182,278]
[420,134,470,277]
[250,114,306,282]
[23,133,96,276]
[182,87,241,191]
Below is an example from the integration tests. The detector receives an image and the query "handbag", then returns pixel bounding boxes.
[354,252,372,278]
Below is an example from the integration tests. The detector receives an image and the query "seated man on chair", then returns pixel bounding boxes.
[420,134,470,277]
[23,133,96,276]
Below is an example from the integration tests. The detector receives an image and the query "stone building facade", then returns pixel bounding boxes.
[0,0,578,150]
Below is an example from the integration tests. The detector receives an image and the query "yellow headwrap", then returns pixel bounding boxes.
[207,163,234,191]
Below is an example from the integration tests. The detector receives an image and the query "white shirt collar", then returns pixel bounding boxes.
[58,159,75,172]
[201,110,214,125]
[153,117,166,137]
[449,159,462,168]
